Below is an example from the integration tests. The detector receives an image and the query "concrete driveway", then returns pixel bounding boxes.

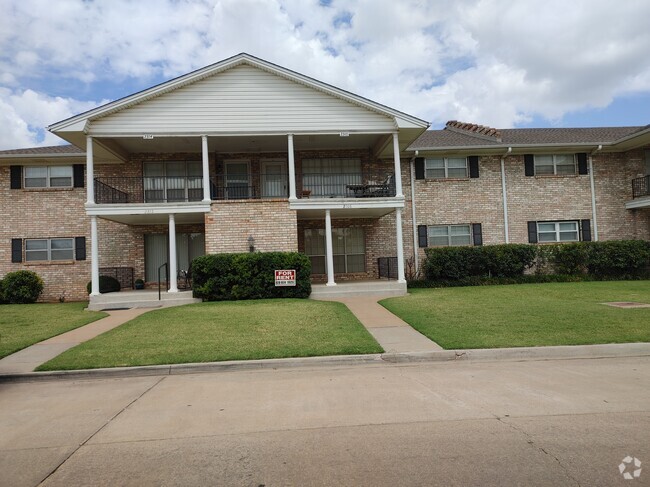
[1,356,649,486]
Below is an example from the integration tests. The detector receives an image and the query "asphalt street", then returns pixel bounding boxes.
[1,356,649,486]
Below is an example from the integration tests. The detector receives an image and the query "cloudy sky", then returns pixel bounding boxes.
[1,0,649,149]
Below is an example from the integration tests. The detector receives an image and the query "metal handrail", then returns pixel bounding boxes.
[158,262,168,301]
[632,175,650,198]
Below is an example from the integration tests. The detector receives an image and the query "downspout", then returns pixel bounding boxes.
[500,147,512,243]
[589,144,602,241]
[410,151,419,276]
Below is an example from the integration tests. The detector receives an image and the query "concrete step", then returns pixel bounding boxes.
[88,291,201,311]
[310,281,407,299]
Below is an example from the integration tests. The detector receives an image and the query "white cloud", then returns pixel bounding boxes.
[0,0,649,149]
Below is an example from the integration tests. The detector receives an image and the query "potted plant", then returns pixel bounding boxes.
[134,278,145,290]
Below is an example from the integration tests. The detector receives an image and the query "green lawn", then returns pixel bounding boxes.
[38,299,383,370]
[380,281,650,349]
[0,302,107,359]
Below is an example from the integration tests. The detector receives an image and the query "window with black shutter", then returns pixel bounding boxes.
[576,153,588,175]
[524,155,535,177]
[75,237,87,260]
[527,221,538,243]
[417,225,428,247]
[11,238,22,262]
[73,165,85,188]
[415,158,425,180]
[10,166,22,189]
[580,220,592,241]
[468,156,479,178]
[472,223,483,246]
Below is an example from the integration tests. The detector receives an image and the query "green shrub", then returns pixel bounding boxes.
[2,270,44,304]
[586,240,650,278]
[0,278,5,304]
[86,275,121,294]
[423,244,536,280]
[547,242,590,275]
[191,252,311,301]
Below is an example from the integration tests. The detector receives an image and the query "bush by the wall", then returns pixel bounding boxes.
[547,242,590,275]
[86,275,121,294]
[192,252,311,301]
[586,240,650,278]
[423,244,536,280]
[1,270,44,304]
[0,278,5,304]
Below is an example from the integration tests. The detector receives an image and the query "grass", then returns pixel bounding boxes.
[0,302,107,359]
[380,281,650,349]
[38,299,383,370]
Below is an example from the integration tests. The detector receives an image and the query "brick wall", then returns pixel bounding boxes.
[205,200,297,253]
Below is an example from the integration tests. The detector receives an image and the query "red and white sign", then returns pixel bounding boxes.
[275,269,296,286]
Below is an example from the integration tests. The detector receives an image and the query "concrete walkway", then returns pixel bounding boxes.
[0,309,151,374]
[326,296,443,353]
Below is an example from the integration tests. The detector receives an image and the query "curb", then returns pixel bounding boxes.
[1,343,649,383]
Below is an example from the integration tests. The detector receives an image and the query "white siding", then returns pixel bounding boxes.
[90,65,396,134]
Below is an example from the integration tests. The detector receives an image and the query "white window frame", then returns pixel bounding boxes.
[536,221,580,243]
[143,161,203,202]
[427,224,473,247]
[24,165,73,188]
[25,238,74,262]
[534,154,576,176]
[424,157,468,179]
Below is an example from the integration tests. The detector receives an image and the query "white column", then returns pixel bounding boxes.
[86,135,95,204]
[392,133,404,197]
[325,209,336,286]
[288,134,297,200]
[90,216,100,296]
[168,214,179,293]
[201,135,211,202]
[396,208,406,283]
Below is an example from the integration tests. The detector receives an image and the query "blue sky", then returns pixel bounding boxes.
[0,0,649,149]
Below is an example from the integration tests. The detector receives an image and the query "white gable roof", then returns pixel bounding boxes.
[49,53,429,136]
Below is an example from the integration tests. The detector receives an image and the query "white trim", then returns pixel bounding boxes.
[201,135,211,202]
[86,136,94,204]
[325,209,336,286]
[290,196,404,211]
[393,133,403,197]
[168,214,178,293]
[287,134,297,200]
[625,196,650,209]
[90,216,99,296]
[588,155,599,241]
[85,201,211,217]
[49,54,428,131]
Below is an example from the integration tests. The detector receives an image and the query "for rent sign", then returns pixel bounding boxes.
[275,269,296,286]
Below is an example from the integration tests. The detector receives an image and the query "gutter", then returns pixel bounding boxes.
[410,152,419,276]
[500,147,512,243]
[589,145,602,241]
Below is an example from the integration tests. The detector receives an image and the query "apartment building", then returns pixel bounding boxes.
[1,53,648,304]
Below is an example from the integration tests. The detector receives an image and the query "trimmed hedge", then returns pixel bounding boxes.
[421,240,650,285]
[424,244,536,280]
[191,252,311,301]
[1,270,44,304]
[86,275,121,294]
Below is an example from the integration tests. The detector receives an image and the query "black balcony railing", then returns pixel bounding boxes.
[94,170,397,203]
[632,175,650,199]
[299,171,395,198]
[95,177,204,204]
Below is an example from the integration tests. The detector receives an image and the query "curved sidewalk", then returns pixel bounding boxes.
[0,309,150,375]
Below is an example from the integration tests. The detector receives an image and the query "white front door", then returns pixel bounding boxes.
[261,160,287,198]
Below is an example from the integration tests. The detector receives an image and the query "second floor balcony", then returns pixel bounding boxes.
[94,168,396,204]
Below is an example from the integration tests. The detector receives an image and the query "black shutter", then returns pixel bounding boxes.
[580,220,592,242]
[11,239,22,263]
[472,223,483,246]
[468,156,479,178]
[527,221,538,243]
[75,236,86,260]
[73,164,85,188]
[576,153,588,175]
[10,166,22,189]
[415,157,425,180]
[417,225,428,247]
[524,155,535,176]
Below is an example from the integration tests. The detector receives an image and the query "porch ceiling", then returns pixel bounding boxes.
[99,133,388,156]
[296,207,396,219]
[98,212,206,225]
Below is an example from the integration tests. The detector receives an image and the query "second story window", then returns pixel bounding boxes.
[534,154,576,176]
[24,166,73,188]
[425,157,468,179]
